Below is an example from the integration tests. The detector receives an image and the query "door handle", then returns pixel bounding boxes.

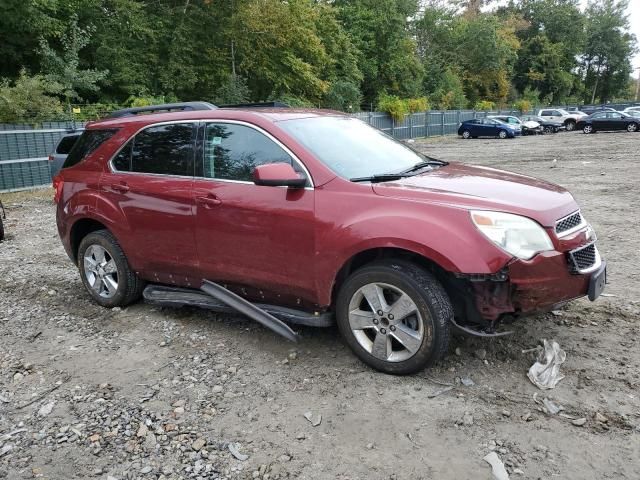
[196,195,222,208]
[110,182,129,193]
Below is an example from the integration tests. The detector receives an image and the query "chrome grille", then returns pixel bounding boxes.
[568,243,597,274]
[556,211,583,235]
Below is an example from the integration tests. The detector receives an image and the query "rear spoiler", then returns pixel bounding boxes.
[108,102,217,118]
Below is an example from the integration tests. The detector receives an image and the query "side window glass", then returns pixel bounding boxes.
[540,110,550,116]
[131,123,195,176]
[113,142,132,171]
[203,123,295,182]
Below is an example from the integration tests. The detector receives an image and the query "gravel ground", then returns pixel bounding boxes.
[0,131,639,480]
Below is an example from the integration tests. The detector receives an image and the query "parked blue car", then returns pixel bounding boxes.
[457,118,521,139]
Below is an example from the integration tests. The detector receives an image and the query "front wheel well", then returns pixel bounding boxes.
[70,218,108,262]
[331,248,452,305]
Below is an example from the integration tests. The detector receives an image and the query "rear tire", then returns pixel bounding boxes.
[336,260,452,375]
[544,126,553,134]
[583,124,594,134]
[0,216,4,242]
[565,120,576,131]
[77,230,145,308]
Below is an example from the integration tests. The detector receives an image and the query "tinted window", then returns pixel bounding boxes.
[131,123,195,176]
[203,123,294,181]
[112,141,133,171]
[540,110,552,116]
[607,112,622,119]
[592,112,606,119]
[56,134,81,154]
[63,129,116,168]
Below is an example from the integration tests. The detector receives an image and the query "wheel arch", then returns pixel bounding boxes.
[69,218,110,262]
[329,246,455,309]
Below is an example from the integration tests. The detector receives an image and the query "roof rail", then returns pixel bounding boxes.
[219,102,290,109]
[108,102,217,118]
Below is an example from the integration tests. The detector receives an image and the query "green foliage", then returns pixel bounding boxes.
[39,14,108,103]
[474,100,495,111]
[214,76,251,105]
[325,80,362,112]
[0,70,64,123]
[378,94,428,122]
[0,0,637,120]
[514,99,532,113]
[377,94,409,122]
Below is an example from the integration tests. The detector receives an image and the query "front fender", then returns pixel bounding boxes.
[314,201,512,306]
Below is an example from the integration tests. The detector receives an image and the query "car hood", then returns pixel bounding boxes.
[522,121,540,128]
[372,163,578,227]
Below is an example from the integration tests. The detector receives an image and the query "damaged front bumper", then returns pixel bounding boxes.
[461,244,606,324]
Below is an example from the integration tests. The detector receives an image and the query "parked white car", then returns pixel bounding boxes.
[537,108,583,131]
[623,106,640,114]
[488,115,541,135]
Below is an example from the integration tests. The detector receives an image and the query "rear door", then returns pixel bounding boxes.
[102,122,199,285]
[606,112,625,130]
[591,112,607,130]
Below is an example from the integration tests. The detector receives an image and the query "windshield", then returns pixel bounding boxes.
[278,116,431,179]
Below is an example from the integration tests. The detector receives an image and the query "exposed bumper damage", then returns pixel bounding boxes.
[463,249,603,325]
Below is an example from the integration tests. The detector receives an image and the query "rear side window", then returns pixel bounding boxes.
[112,123,195,176]
[56,134,80,154]
[63,129,117,168]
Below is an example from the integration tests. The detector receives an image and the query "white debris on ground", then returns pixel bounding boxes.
[527,339,567,390]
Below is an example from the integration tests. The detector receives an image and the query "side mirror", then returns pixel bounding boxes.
[253,163,307,188]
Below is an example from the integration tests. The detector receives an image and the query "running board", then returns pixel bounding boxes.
[449,316,513,338]
[143,284,333,328]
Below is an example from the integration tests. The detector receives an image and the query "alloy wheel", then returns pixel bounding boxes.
[566,122,576,131]
[583,125,593,134]
[627,123,638,132]
[83,245,119,298]
[347,282,425,362]
[499,130,507,139]
[462,130,471,139]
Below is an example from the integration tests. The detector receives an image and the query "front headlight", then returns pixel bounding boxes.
[471,211,554,260]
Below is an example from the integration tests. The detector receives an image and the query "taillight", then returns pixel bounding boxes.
[48,154,54,162]
[53,174,64,204]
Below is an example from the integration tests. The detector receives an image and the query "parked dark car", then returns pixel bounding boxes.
[54,104,605,375]
[0,200,5,241]
[521,115,564,134]
[577,111,639,134]
[49,130,83,178]
[580,106,616,116]
[457,118,521,139]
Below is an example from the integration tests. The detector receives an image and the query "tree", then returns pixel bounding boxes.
[39,14,108,103]
[581,0,637,103]
[0,70,63,123]
[336,0,424,104]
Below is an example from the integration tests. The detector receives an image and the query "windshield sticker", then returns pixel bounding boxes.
[211,137,222,146]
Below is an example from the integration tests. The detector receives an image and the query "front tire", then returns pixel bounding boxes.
[565,120,576,131]
[461,130,471,139]
[627,122,638,133]
[498,130,508,139]
[77,230,144,308]
[544,126,553,134]
[336,260,452,375]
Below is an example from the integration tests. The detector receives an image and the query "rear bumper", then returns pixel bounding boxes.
[470,249,606,321]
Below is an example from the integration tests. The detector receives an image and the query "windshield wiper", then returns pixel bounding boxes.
[400,159,448,174]
[350,159,449,183]
[350,173,410,183]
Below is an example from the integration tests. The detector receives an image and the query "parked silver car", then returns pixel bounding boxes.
[48,130,83,178]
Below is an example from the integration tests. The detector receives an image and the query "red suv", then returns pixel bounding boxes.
[54,104,606,374]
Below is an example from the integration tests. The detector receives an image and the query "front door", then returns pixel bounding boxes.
[193,122,317,305]
[101,122,198,285]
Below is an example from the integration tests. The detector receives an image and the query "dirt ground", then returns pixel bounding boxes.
[1,131,639,480]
